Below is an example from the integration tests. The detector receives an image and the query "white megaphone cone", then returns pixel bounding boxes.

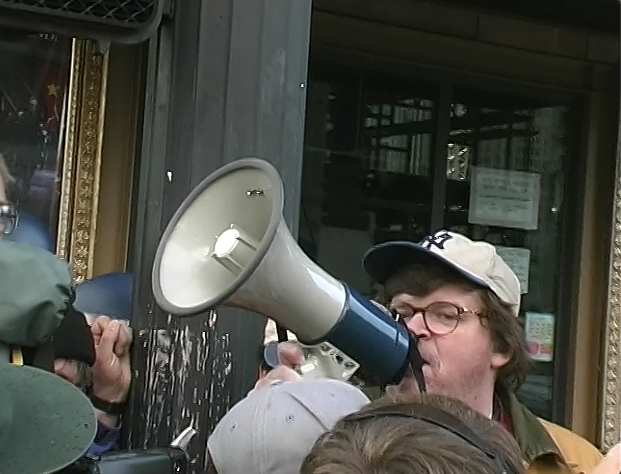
[152,157,417,387]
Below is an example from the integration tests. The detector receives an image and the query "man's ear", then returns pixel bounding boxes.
[491,351,511,370]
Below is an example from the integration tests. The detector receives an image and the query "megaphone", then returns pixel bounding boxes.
[151,157,424,388]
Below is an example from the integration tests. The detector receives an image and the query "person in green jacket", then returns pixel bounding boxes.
[265,230,605,474]
[0,239,96,474]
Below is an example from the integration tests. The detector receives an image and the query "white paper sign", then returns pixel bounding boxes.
[496,246,530,294]
[469,167,541,230]
[524,312,555,362]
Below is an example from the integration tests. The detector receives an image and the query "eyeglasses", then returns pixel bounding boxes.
[0,203,19,235]
[391,301,485,336]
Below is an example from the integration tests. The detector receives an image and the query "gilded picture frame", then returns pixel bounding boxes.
[56,39,109,283]
[601,127,621,451]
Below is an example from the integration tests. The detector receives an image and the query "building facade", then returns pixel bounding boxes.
[0,0,618,465]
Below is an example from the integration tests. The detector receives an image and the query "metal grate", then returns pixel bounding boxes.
[0,0,157,26]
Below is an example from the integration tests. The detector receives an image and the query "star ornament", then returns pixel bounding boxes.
[47,84,60,97]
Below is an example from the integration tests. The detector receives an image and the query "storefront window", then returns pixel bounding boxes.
[299,62,578,422]
[0,29,71,246]
[300,67,437,294]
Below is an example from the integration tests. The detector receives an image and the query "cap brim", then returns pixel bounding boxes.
[0,364,96,474]
[362,241,489,289]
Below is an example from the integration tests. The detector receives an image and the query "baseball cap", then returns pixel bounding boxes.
[363,230,521,316]
[208,379,371,474]
[0,355,97,474]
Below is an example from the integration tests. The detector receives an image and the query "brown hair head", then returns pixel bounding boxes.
[375,261,531,389]
[301,392,525,474]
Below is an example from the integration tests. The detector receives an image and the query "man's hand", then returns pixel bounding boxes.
[264,339,420,394]
[254,341,305,390]
[276,341,305,368]
[91,316,132,403]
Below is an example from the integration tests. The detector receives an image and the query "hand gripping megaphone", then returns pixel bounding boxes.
[151,157,425,389]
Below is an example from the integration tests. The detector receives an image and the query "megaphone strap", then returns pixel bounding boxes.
[390,308,427,393]
[407,333,427,393]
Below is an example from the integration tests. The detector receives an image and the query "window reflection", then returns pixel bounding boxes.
[0,29,71,247]
[300,68,437,296]
[362,76,436,247]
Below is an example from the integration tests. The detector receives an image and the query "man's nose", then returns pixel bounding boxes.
[406,312,430,338]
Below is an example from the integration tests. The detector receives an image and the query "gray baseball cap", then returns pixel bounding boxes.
[208,379,370,474]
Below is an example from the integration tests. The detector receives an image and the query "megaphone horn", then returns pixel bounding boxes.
[152,157,416,387]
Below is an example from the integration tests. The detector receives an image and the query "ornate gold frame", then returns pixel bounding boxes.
[601,129,621,451]
[56,39,109,282]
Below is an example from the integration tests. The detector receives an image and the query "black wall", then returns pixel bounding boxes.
[125,0,312,469]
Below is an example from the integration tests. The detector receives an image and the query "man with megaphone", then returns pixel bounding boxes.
[263,230,606,474]
[150,157,606,474]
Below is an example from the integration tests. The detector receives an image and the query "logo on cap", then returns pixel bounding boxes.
[420,231,453,251]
